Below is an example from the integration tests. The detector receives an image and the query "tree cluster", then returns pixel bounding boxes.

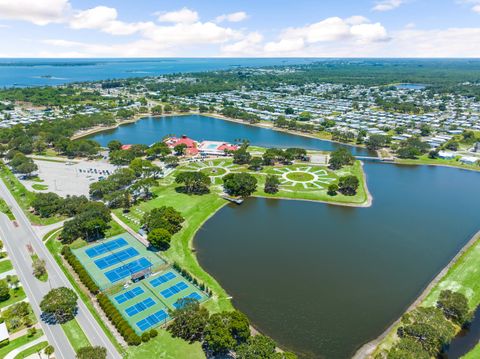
[168,299,296,358]
[143,206,185,250]
[31,192,88,218]
[61,202,111,244]
[328,148,355,170]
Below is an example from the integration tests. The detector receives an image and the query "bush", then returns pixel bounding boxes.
[96,293,141,346]
[62,246,99,294]
[141,332,150,342]
[27,327,37,337]
[149,329,158,338]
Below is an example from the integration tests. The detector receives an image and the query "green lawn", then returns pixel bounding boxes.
[126,329,205,359]
[423,235,480,310]
[396,155,480,172]
[463,342,480,358]
[0,198,15,220]
[31,184,48,191]
[13,341,48,359]
[0,163,63,225]
[61,319,90,352]
[0,259,13,273]
[0,287,26,309]
[0,330,43,358]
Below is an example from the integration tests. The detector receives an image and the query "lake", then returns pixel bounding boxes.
[88,114,373,157]
[0,58,316,87]
[89,115,480,359]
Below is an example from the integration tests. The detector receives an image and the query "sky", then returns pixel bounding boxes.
[1,0,480,57]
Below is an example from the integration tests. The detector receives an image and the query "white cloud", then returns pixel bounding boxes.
[70,6,152,35]
[461,0,480,13]
[221,32,263,55]
[0,0,71,25]
[156,8,199,24]
[215,11,248,23]
[263,16,389,53]
[372,0,404,12]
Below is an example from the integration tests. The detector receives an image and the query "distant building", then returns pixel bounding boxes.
[198,141,239,156]
[460,156,478,165]
[474,142,480,153]
[164,135,198,155]
[438,151,456,160]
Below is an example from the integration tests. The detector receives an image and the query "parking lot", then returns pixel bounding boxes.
[25,159,118,197]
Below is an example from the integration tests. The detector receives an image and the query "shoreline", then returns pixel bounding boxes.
[71,112,480,174]
[353,230,480,359]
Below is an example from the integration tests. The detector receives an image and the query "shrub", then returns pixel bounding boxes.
[141,332,150,342]
[149,329,158,338]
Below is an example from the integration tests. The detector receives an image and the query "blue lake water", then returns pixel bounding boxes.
[88,115,373,157]
[0,58,316,87]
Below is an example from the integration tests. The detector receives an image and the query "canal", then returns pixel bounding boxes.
[89,115,480,359]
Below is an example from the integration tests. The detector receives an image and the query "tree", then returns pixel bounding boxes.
[148,228,172,250]
[32,258,47,280]
[175,171,210,194]
[168,298,209,342]
[365,135,388,151]
[60,202,111,243]
[387,337,430,359]
[107,140,122,152]
[174,143,187,156]
[327,183,338,196]
[397,307,455,356]
[0,280,10,302]
[164,155,179,167]
[143,206,184,234]
[151,105,163,115]
[204,313,237,355]
[76,346,107,359]
[264,175,280,194]
[223,173,257,198]
[236,335,277,359]
[338,176,359,196]
[233,149,252,165]
[44,345,55,358]
[249,157,263,171]
[329,148,355,170]
[31,192,63,218]
[40,287,78,323]
[437,290,470,325]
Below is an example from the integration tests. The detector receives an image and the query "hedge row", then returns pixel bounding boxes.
[61,246,99,295]
[173,262,212,297]
[97,293,141,346]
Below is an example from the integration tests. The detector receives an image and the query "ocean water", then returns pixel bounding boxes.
[0,58,316,87]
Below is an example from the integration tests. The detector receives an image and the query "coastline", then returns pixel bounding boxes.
[353,230,480,359]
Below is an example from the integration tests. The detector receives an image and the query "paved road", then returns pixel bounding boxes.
[0,179,122,359]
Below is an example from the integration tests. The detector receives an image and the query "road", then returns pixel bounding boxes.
[0,178,122,359]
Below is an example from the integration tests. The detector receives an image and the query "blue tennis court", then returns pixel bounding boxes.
[125,297,156,317]
[94,247,139,270]
[160,281,189,299]
[173,292,202,309]
[115,287,145,304]
[136,310,169,331]
[85,238,128,258]
[104,257,152,283]
[149,272,176,287]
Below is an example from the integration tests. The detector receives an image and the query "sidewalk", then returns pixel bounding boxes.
[4,335,47,359]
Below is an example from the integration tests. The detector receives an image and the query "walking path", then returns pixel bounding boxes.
[0,269,16,280]
[4,336,47,359]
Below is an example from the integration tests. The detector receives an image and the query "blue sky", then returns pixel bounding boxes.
[1,0,480,57]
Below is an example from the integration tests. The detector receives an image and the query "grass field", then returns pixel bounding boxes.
[13,341,48,359]
[125,329,205,359]
[31,184,48,191]
[0,330,43,358]
[396,155,480,172]
[0,259,13,273]
[463,343,480,358]
[62,319,90,352]
[0,287,26,309]
[0,197,15,220]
